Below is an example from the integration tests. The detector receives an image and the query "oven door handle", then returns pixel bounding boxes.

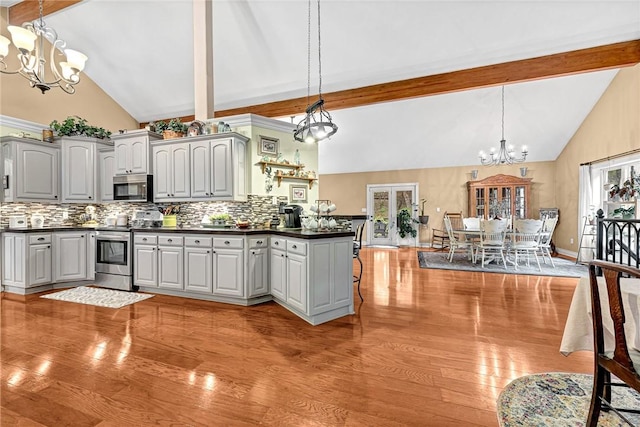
[97,235,130,242]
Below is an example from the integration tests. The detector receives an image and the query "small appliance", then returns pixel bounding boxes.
[113,174,153,202]
[283,205,303,228]
[30,214,44,228]
[9,215,27,228]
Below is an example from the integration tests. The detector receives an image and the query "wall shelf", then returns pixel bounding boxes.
[258,161,305,174]
[275,176,316,189]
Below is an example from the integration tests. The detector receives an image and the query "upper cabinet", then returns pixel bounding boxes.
[61,137,112,203]
[467,174,532,219]
[0,137,60,203]
[153,133,249,203]
[98,148,115,202]
[111,130,162,175]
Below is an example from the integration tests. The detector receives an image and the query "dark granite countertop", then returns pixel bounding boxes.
[0,226,95,233]
[331,215,367,220]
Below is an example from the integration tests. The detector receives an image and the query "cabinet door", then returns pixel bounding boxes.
[211,139,232,197]
[269,248,286,300]
[212,248,244,297]
[54,232,87,281]
[185,247,212,293]
[153,146,172,200]
[134,245,157,287]
[171,144,191,199]
[114,140,130,175]
[190,141,211,198]
[286,253,307,313]
[3,234,26,286]
[129,137,149,174]
[87,232,96,280]
[98,150,115,202]
[158,246,184,290]
[29,244,52,286]
[248,248,269,297]
[63,141,95,201]
[16,143,59,200]
[234,139,247,200]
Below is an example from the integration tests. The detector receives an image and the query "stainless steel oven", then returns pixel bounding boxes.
[113,174,153,202]
[95,229,134,291]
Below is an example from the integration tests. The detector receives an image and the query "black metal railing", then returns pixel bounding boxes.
[596,209,640,269]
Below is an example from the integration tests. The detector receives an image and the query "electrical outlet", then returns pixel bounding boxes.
[62,211,68,220]
[570,238,574,244]
[361,208,366,213]
[436,207,441,212]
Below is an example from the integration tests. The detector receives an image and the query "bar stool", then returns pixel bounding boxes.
[353,223,365,301]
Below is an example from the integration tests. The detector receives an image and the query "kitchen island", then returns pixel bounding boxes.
[1,226,355,325]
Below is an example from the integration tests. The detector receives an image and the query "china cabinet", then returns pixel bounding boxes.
[467,174,532,219]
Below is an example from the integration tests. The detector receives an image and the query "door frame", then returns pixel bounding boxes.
[366,183,419,247]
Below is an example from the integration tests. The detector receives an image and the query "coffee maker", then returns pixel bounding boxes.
[283,204,303,228]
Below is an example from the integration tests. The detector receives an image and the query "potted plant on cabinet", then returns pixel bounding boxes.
[419,198,429,225]
[155,118,188,139]
[397,207,418,246]
[49,116,112,139]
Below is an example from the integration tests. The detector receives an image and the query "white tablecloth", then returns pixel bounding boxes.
[560,276,640,356]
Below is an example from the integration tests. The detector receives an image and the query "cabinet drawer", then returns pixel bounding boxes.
[271,238,286,250]
[249,237,268,249]
[158,235,183,246]
[213,237,244,249]
[287,240,307,256]
[134,234,157,245]
[29,234,52,245]
[184,236,212,247]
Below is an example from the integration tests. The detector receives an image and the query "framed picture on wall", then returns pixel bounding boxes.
[258,135,279,156]
[290,184,307,203]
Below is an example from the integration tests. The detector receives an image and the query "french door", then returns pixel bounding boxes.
[366,183,418,246]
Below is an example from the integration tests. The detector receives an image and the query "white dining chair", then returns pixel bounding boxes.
[476,219,508,267]
[444,216,475,262]
[511,219,543,270]
[538,216,558,267]
[462,217,480,231]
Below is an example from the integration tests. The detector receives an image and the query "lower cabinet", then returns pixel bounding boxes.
[269,248,286,300]
[248,247,269,297]
[134,244,157,287]
[54,232,87,281]
[212,248,244,297]
[29,242,52,285]
[286,252,307,313]
[158,245,184,290]
[185,246,212,293]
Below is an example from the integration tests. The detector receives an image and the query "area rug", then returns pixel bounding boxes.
[41,286,154,308]
[497,372,640,426]
[417,251,588,278]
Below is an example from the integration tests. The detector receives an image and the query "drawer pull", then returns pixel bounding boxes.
[195,240,200,244]
[274,241,279,246]
[257,240,263,244]
[37,237,45,241]
[224,240,230,245]
[292,244,297,249]
[168,239,172,242]
[142,237,147,241]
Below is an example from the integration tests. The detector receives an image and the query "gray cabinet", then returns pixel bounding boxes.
[286,252,307,313]
[2,234,26,287]
[248,237,269,298]
[54,232,88,281]
[1,137,59,202]
[29,242,52,286]
[152,142,190,201]
[61,137,113,203]
[184,236,213,293]
[112,130,161,175]
[212,237,244,297]
[190,140,211,198]
[98,148,115,202]
[134,244,157,287]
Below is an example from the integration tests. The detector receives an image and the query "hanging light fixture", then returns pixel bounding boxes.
[479,86,528,165]
[0,0,87,94]
[293,0,338,144]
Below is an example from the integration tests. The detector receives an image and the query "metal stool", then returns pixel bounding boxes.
[353,223,365,301]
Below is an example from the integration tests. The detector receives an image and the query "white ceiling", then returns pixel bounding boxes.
[19,1,640,173]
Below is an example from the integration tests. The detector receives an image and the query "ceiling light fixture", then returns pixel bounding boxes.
[0,0,87,94]
[293,0,337,144]
[479,86,528,165]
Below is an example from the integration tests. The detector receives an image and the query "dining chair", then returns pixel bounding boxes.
[511,219,543,271]
[444,216,475,262]
[476,219,508,268]
[353,223,365,301]
[538,216,559,267]
[431,211,463,251]
[586,260,640,427]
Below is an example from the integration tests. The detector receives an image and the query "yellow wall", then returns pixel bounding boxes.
[554,65,640,252]
[0,8,138,133]
[320,161,556,239]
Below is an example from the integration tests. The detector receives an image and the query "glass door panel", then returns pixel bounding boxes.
[369,187,391,246]
[367,184,418,246]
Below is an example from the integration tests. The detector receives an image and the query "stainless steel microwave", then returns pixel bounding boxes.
[113,174,153,202]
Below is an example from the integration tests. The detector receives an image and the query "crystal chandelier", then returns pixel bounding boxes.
[479,86,528,165]
[293,0,338,144]
[0,0,87,94]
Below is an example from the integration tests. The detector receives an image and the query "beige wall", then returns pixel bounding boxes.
[320,161,556,240]
[0,8,137,133]
[554,65,640,252]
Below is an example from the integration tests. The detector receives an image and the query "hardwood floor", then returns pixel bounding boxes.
[1,247,591,426]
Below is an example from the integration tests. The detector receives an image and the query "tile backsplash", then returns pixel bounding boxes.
[0,195,288,227]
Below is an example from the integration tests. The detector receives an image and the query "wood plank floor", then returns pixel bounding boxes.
[1,247,592,426]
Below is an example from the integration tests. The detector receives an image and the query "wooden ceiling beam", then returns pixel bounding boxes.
[8,0,82,26]
[215,39,640,119]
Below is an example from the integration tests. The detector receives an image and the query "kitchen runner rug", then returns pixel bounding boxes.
[41,286,154,308]
[417,251,588,278]
[497,372,640,427]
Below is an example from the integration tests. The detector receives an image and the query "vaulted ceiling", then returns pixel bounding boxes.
[3,0,640,174]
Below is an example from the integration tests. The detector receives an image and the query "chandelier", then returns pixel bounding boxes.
[0,0,87,94]
[479,86,528,165]
[293,0,338,144]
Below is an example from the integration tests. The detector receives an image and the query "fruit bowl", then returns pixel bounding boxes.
[236,221,250,229]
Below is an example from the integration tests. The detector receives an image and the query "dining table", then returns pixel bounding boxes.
[560,275,640,356]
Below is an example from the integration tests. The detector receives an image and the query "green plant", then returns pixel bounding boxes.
[49,116,111,139]
[612,206,635,218]
[155,118,188,134]
[397,207,418,238]
[209,213,231,222]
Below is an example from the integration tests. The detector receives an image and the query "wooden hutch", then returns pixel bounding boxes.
[467,174,532,219]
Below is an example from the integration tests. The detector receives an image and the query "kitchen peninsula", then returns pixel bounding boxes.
[1,226,355,325]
